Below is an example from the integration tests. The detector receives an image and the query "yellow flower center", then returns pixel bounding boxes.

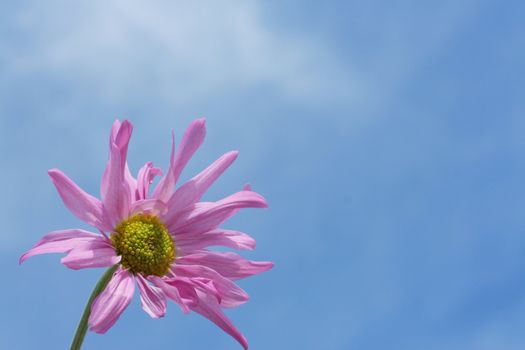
[110,214,175,276]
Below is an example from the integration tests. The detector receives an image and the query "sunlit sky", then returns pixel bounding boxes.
[1,1,525,349]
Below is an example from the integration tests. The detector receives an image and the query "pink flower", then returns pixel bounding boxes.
[20,119,272,349]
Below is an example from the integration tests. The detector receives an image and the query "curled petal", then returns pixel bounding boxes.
[89,267,135,334]
[176,229,256,253]
[177,251,274,281]
[167,190,267,235]
[165,151,238,218]
[124,163,137,202]
[113,120,133,154]
[102,120,135,196]
[113,120,137,201]
[151,132,175,203]
[101,142,131,227]
[129,199,167,217]
[137,274,167,318]
[136,162,163,200]
[174,264,249,308]
[153,119,206,202]
[184,277,222,303]
[101,120,133,226]
[149,276,193,313]
[48,170,111,231]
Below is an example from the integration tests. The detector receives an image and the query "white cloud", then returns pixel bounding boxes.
[5,0,355,105]
[1,0,485,127]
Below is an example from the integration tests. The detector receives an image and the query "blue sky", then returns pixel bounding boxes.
[1,1,525,349]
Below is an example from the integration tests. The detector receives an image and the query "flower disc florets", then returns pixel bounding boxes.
[111,214,175,276]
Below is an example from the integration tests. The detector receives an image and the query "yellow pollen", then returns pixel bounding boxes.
[110,214,175,276]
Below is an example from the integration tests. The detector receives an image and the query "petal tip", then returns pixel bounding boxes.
[265,261,275,270]
[256,194,269,208]
[120,119,133,129]
[191,118,207,135]
[89,324,108,334]
[47,168,60,177]
[229,150,240,159]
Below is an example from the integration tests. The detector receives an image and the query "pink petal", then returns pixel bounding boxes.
[149,275,193,313]
[48,170,111,231]
[151,132,175,202]
[136,162,163,200]
[113,122,137,201]
[167,190,267,235]
[108,119,122,143]
[89,267,135,334]
[19,229,105,264]
[61,241,120,270]
[101,120,134,201]
[114,120,133,154]
[191,289,249,350]
[174,264,249,308]
[124,163,137,202]
[177,251,274,281]
[176,229,256,253]
[129,199,167,217]
[101,142,131,227]
[153,119,206,202]
[184,277,222,303]
[136,274,167,318]
[164,151,238,218]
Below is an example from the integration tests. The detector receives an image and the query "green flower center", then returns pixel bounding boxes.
[110,214,175,276]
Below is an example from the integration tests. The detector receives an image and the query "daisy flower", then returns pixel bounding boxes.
[20,119,273,349]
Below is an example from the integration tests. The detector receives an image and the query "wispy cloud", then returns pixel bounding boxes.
[2,1,354,105]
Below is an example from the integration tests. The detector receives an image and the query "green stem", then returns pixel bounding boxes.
[70,265,118,350]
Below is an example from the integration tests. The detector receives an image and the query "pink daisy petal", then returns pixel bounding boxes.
[176,229,256,253]
[61,241,120,270]
[174,264,249,308]
[113,120,133,156]
[136,162,163,200]
[153,118,206,202]
[19,229,105,264]
[101,120,135,199]
[164,150,238,218]
[190,290,249,350]
[177,251,274,281]
[101,142,131,227]
[149,276,193,314]
[136,274,167,318]
[124,163,137,202]
[101,120,134,226]
[167,190,267,235]
[108,119,121,142]
[89,267,135,334]
[47,170,111,232]
[184,277,222,303]
[113,121,137,200]
[151,131,175,202]
[129,199,167,217]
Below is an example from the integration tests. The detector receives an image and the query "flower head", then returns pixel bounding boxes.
[20,119,273,349]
